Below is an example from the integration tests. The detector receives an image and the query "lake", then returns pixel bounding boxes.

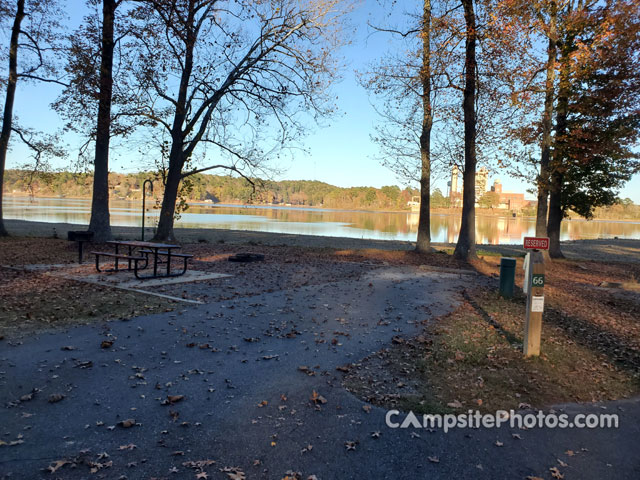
[3,196,640,244]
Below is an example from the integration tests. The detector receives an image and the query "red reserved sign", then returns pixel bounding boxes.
[524,237,549,250]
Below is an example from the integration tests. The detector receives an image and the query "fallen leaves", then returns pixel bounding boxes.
[74,360,93,369]
[310,390,327,405]
[20,392,34,402]
[549,466,564,479]
[344,441,358,451]
[162,394,185,405]
[100,340,114,349]
[48,393,65,403]
[6,388,39,407]
[46,459,69,473]
[119,418,137,428]
[182,459,216,469]
[0,437,24,447]
[298,365,316,376]
[221,466,246,480]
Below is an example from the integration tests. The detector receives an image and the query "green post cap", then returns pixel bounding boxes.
[500,257,517,267]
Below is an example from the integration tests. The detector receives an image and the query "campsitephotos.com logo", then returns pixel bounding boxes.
[385,409,619,433]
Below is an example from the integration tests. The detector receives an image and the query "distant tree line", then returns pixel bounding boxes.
[3,169,422,211]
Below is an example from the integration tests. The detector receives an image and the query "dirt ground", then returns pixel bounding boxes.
[0,236,463,338]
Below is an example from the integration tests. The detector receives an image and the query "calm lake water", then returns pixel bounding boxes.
[4,196,640,244]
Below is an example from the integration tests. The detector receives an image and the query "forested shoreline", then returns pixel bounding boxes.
[4,169,639,220]
[3,169,421,211]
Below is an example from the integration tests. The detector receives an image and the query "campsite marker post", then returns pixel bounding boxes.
[523,237,548,357]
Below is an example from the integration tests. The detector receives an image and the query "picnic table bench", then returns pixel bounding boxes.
[91,240,193,279]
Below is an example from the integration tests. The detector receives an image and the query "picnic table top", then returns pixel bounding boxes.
[107,240,180,249]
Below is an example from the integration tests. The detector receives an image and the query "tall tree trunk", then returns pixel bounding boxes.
[416,0,433,254]
[453,0,477,261]
[0,0,25,237]
[88,0,117,241]
[152,1,196,242]
[535,2,557,237]
[547,35,572,259]
[154,151,183,242]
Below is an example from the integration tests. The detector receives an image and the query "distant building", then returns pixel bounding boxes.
[475,167,489,202]
[451,165,460,196]
[491,180,526,210]
[448,167,526,210]
[449,166,462,207]
[449,165,489,206]
[407,195,420,212]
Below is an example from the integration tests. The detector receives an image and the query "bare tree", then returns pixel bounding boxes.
[364,0,531,258]
[124,0,348,241]
[54,0,147,241]
[452,0,477,260]
[360,1,471,253]
[0,0,64,236]
[362,1,439,253]
[415,0,433,253]
[89,0,119,241]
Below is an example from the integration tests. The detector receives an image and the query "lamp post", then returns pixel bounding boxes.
[141,179,153,241]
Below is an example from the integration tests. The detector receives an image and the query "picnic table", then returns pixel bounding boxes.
[92,240,193,279]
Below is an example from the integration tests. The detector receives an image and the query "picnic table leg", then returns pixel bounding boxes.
[95,253,102,272]
[114,244,119,271]
[134,258,143,279]
[180,256,188,275]
[167,250,172,276]
[153,248,158,277]
[128,245,133,270]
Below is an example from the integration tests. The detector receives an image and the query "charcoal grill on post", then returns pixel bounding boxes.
[67,230,94,264]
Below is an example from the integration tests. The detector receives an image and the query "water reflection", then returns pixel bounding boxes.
[4,196,640,244]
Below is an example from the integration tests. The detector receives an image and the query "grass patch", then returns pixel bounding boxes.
[333,247,467,269]
[343,287,639,413]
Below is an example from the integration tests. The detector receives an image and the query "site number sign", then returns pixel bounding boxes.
[531,274,545,287]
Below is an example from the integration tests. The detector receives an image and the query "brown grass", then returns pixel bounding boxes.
[343,287,639,413]
[343,253,640,413]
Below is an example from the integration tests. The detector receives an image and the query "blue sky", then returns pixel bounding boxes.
[6,1,640,203]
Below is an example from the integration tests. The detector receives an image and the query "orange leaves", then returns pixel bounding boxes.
[309,390,327,405]
[46,460,69,473]
[161,394,185,405]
